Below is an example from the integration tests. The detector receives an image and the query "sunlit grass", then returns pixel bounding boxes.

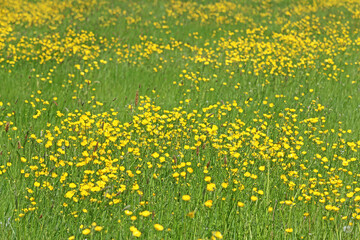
[1,0,360,239]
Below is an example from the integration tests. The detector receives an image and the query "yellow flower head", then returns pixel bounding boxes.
[237,201,245,207]
[207,183,216,192]
[204,200,213,208]
[182,195,191,201]
[82,228,91,235]
[154,224,164,231]
[212,231,223,239]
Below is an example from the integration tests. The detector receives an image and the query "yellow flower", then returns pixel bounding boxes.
[187,211,195,218]
[152,152,159,158]
[204,200,213,208]
[139,210,151,217]
[207,183,216,192]
[347,192,354,198]
[285,228,293,233]
[130,226,137,232]
[124,210,133,216]
[251,196,258,202]
[182,195,191,201]
[65,190,75,199]
[82,228,91,235]
[237,201,244,207]
[268,207,273,213]
[132,230,141,237]
[132,183,139,190]
[154,224,164,231]
[212,231,223,239]
[94,226,103,231]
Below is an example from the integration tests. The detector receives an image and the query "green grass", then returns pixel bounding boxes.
[1,0,360,239]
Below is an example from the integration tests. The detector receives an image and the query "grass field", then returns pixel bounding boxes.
[1,0,360,239]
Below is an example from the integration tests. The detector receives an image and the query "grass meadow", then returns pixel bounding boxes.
[1,0,360,239]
